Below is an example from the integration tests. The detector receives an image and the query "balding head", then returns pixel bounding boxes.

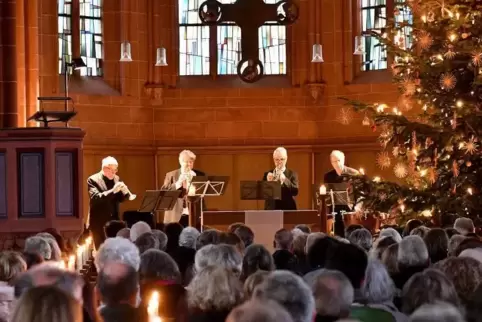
[227,299,293,322]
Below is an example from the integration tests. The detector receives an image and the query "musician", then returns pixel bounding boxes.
[263,147,299,210]
[323,150,359,237]
[162,150,205,227]
[87,156,135,248]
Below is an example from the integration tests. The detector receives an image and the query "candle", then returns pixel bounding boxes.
[76,246,84,271]
[68,255,75,271]
[147,291,161,322]
[319,185,327,195]
[359,168,365,175]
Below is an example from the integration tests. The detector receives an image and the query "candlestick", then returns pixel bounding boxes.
[319,185,327,195]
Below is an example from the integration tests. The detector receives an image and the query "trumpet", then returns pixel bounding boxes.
[273,168,282,182]
[120,182,137,201]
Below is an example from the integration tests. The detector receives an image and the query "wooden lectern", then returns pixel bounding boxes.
[0,128,85,249]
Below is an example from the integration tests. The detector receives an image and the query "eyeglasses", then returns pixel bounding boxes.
[274,158,286,162]
[106,167,118,173]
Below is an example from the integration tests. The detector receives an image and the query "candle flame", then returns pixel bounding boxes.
[359,168,365,175]
[148,291,160,316]
[468,188,473,195]
[319,184,327,195]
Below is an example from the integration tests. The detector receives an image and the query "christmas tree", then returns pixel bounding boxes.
[341,0,482,224]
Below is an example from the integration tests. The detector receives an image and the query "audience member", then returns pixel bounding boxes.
[95,237,140,271]
[370,236,397,260]
[454,217,475,236]
[226,299,294,322]
[194,244,242,274]
[379,227,402,243]
[409,302,465,322]
[116,228,130,239]
[196,229,220,250]
[347,228,372,252]
[134,232,160,255]
[234,225,255,248]
[448,234,466,257]
[152,229,168,250]
[243,270,270,298]
[103,220,127,238]
[294,224,311,234]
[130,221,152,242]
[24,236,51,261]
[36,233,62,261]
[240,244,275,281]
[424,228,449,264]
[179,227,200,249]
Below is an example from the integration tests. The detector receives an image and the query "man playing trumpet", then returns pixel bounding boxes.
[87,156,136,248]
[263,147,299,210]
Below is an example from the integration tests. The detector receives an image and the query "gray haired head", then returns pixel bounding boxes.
[179,227,200,249]
[95,237,140,271]
[194,244,242,273]
[254,270,315,322]
[130,221,151,242]
[24,236,52,261]
[347,228,373,252]
[226,299,294,322]
[448,235,466,257]
[409,302,465,322]
[360,259,395,304]
[311,269,354,318]
[379,228,402,243]
[398,235,429,268]
[454,217,475,235]
[36,233,62,261]
[151,229,168,251]
[305,232,326,253]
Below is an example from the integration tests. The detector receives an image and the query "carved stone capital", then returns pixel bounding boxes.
[305,82,326,102]
[144,85,164,106]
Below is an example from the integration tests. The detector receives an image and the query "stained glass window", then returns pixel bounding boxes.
[179,0,287,76]
[361,0,387,71]
[80,0,103,76]
[58,0,73,74]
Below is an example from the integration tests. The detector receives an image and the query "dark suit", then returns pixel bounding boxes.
[323,166,359,237]
[162,169,206,227]
[87,172,129,248]
[262,168,299,210]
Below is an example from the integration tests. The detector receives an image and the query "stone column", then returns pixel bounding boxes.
[0,0,18,128]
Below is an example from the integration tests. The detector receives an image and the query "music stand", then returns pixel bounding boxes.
[188,176,230,229]
[319,183,355,235]
[240,181,281,201]
[138,190,182,225]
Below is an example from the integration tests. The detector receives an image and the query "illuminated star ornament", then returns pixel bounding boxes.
[444,45,456,60]
[376,151,392,169]
[462,136,479,155]
[472,51,482,66]
[417,31,433,50]
[394,162,408,178]
[337,107,353,125]
[401,78,417,96]
[440,72,457,91]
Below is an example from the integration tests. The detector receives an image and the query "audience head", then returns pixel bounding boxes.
[194,244,242,274]
[164,222,184,251]
[21,252,44,269]
[97,261,139,307]
[0,251,27,285]
[424,228,449,264]
[116,228,131,239]
[433,256,482,304]
[294,224,311,234]
[254,270,315,322]
[134,232,160,255]
[228,222,244,233]
[379,227,402,243]
[95,237,140,271]
[448,234,466,257]
[226,299,294,322]
[459,247,482,264]
[41,228,66,252]
[241,244,275,281]
[360,259,395,304]
[188,266,244,312]
[292,232,309,257]
[409,302,465,322]
[104,220,127,238]
[411,226,430,238]
[403,219,423,236]
[311,269,354,319]
[14,263,84,302]
[444,228,459,238]
[401,268,460,315]
[370,236,396,259]
[397,235,429,269]
[345,224,363,238]
[152,229,168,250]
[179,227,200,249]
[234,225,255,248]
[24,236,51,260]
[130,221,152,242]
[274,229,293,250]
[347,228,372,252]
[324,242,368,289]
[453,237,482,256]
[305,232,326,254]
[10,286,82,322]
[139,249,181,283]
[243,270,270,298]
[196,229,220,250]
[454,217,475,235]
[35,233,62,261]
[219,232,245,254]
[381,243,399,275]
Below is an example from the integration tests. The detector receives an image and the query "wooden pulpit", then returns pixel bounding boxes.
[203,210,319,251]
[0,128,85,249]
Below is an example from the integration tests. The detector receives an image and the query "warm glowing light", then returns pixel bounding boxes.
[359,168,365,175]
[376,104,387,113]
[412,149,418,156]
[400,204,405,212]
[319,185,327,195]
[456,100,463,107]
[148,291,160,316]
[419,169,427,177]
[437,54,443,60]
[449,34,457,42]
[373,176,381,182]
[455,12,460,19]
[68,255,75,271]
[468,188,473,195]
[421,15,427,22]
[421,209,432,217]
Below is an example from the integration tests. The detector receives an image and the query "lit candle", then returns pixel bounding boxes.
[84,236,92,261]
[319,185,327,195]
[359,168,365,175]
[68,255,75,271]
[468,188,473,195]
[147,291,160,321]
[76,246,84,271]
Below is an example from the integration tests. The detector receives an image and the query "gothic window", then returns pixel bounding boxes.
[178,0,287,76]
[58,0,103,76]
[360,0,412,71]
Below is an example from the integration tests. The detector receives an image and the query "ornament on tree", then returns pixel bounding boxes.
[428,167,437,184]
[427,11,435,22]
[451,112,457,130]
[376,151,392,169]
[461,32,470,39]
[362,115,371,126]
[417,31,433,50]
[337,107,353,125]
[452,160,459,177]
[472,51,482,66]
[444,45,456,60]
[394,162,409,178]
[440,72,457,91]
[466,160,472,167]
[398,95,413,111]
[392,146,400,157]
[378,192,388,201]
[425,137,433,148]
[461,136,479,155]
[401,78,417,96]
[391,63,401,76]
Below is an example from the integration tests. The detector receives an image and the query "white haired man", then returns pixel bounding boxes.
[162,150,206,227]
[263,147,299,210]
[323,150,359,237]
[87,156,135,248]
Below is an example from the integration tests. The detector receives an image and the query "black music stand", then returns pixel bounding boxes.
[321,183,354,236]
[138,190,182,225]
[188,176,230,229]
[240,181,281,201]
